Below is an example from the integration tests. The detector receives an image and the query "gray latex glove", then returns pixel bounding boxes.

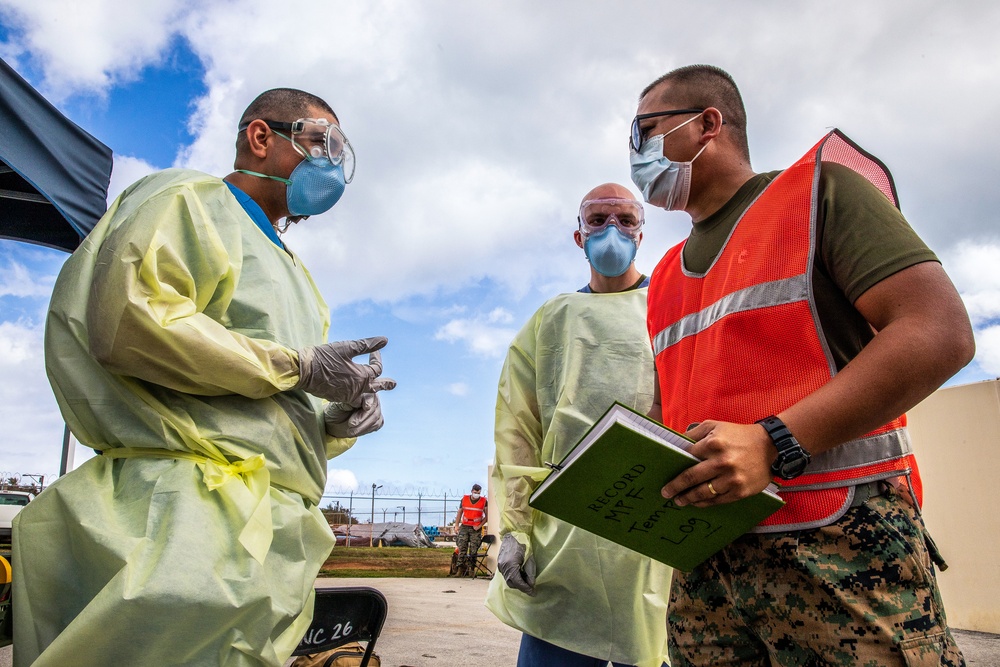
[497,533,536,595]
[296,337,391,404]
[324,381,396,438]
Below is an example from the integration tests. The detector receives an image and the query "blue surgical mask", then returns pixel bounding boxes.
[584,226,638,277]
[629,114,707,211]
[283,157,345,217]
[237,144,346,218]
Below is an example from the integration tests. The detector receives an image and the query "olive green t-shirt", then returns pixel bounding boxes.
[681,162,938,371]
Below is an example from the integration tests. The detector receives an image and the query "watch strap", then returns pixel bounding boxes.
[756,415,792,447]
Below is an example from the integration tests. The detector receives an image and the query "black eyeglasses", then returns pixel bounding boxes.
[630,108,705,151]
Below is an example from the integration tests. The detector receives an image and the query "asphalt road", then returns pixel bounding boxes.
[2,577,997,665]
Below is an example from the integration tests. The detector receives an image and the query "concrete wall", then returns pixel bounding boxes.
[907,379,1000,633]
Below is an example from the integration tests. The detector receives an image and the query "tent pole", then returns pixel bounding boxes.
[59,424,75,476]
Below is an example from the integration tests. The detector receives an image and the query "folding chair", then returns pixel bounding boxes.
[470,533,496,579]
[292,586,387,667]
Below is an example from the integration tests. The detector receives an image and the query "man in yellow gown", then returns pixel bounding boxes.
[487,183,671,667]
[14,88,394,666]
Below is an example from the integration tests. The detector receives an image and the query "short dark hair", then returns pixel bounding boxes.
[471,484,482,491]
[235,88,337,152]
[640,65,749,161]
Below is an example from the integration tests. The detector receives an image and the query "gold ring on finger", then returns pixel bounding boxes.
[707,481,719,496]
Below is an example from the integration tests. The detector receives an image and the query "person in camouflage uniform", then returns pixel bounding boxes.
[632,64,972,666]
[453,484,486,577]
[669,487,958,665]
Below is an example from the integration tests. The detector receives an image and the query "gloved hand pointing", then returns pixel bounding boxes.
[497,533,536,595]
[295,337,394,405]
[324,384,396,438]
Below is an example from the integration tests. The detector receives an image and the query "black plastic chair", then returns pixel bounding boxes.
[292,586,387,667]
[471,533,496,579]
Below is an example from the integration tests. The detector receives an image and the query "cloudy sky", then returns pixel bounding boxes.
[1,1,998,513]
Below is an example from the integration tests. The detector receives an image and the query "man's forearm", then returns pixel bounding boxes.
[781,263,974,455]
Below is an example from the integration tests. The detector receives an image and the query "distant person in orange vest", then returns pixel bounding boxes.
[631,64,973,665]
[452,483,487,576]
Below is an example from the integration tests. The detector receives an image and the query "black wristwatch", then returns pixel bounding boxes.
[756,416,811,480]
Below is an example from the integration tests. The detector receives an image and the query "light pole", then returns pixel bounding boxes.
[346,491,354,548]
[370,484,382,547]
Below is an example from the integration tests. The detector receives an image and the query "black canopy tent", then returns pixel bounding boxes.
[0,56,114,475]
[0,56,113,252]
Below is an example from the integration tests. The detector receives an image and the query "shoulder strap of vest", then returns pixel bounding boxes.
[815,129,900,210]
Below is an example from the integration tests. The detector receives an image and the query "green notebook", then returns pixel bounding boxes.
[529,402,785,571]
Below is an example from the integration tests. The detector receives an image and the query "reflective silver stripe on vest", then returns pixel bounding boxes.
[652,274,810,356]
[787,428,912,490]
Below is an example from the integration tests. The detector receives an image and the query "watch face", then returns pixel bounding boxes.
[776,451,810,480]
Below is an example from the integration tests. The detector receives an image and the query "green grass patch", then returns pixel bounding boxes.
[319,546,455,578]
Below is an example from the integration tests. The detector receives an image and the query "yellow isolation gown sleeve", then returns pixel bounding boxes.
[14,169,354,667]
[486,289,672,667]
[85,179,300,398]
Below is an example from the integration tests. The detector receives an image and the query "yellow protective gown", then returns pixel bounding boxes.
[13,169,355,667]
[486,289,672,667]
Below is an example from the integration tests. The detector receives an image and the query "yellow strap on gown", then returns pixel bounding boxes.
[101,447,273,564]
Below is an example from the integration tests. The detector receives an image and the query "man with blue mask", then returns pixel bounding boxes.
[576,190,645,286]
[14,88,394,667]
[632,65,971,666]
[233,115,355,227]
[487,183,671,667]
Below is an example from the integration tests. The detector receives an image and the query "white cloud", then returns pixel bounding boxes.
[9,0,999,304]
[944,241,1000,326]
[0,321,65,479]
[0,0,189,99]
[943,241,1000,377]
[284,158,568,308]
[435,310,517,358]
[487,308,513,325]
[324,468,359,494]
[107,154,159,203]
[447,382,469,397]
[0,260,54,298]
[0,319,36,362]
[974,326,1000,377]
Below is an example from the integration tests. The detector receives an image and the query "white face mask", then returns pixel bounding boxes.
[470,493,481,501]
[629,114,709,211]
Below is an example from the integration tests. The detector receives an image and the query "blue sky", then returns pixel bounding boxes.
[1,1,999,510]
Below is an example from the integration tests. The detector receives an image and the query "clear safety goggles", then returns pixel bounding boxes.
[578,198,645,239]
[239,117,356,183]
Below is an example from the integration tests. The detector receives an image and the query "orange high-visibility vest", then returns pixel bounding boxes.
[647,130,922,532]
[459,495,487,527]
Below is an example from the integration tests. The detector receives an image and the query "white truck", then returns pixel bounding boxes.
[0,490,32,544]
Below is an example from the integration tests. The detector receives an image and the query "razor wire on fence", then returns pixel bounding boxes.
[0,472,48,493]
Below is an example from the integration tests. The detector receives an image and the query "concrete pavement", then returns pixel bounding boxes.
[299,576,520,667]
[2,576,996,665]
[309,577,999,667]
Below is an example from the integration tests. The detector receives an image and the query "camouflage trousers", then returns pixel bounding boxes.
[456,524,483,568]
[668,486,965,666]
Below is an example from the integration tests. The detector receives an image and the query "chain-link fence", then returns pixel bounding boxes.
[321,485,468,529]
